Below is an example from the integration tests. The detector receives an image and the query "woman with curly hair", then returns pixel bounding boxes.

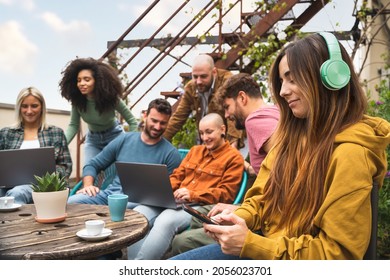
[59,57,138,165]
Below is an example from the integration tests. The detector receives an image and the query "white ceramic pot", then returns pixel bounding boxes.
[32,188,69,223]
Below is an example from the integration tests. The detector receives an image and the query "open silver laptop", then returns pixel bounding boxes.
[0,147,56,188]
[116,161,195,209]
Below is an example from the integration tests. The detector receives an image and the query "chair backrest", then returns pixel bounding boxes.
[178,148,247,205]
[178,148,189,160]
[363,182,379,260]
[233,170,248,205]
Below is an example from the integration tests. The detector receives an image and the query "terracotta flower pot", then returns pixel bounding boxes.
[32,188,69,223]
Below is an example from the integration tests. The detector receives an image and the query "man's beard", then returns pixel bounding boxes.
[234,118,245,130]
[233,111,246,130]
[144,123,163,139]
[196,80,213,93]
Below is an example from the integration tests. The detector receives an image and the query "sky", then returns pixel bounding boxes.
[0,0,359,118]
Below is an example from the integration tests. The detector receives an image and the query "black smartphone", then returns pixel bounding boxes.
[182,204,219,225]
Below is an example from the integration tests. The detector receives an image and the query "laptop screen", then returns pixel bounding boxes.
[116,161,178,209]
[0,147,56,188]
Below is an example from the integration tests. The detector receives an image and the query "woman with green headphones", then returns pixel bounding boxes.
[171,32,390,260]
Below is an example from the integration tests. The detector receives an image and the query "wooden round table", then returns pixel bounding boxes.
[0,204,148,259]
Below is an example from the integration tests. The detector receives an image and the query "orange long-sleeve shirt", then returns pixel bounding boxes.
[170,141,244,205]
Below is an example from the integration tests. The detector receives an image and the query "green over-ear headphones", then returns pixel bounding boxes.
[319,32,351,90]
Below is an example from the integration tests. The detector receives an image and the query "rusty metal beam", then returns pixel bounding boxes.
[117,0,191,73]
[128,0,241,109]
[100,0,160,61]
[125,0,219,103]
[123,0,217,96]
[215,0,301,69]
[289,0,330,30]
[107,36,221,49]
[242,0,331,73]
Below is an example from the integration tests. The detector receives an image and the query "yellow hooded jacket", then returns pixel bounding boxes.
[235,115,390,259]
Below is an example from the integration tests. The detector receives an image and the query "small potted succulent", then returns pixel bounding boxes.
[31,172,69,223]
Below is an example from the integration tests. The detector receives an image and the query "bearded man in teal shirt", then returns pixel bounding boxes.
[67,98,181,206]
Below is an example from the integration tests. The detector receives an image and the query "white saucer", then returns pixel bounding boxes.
[76,228,112,241]
[0,203,22,212]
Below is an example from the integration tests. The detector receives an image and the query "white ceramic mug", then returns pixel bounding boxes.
[0,196,14,208]
[85,220,105,236]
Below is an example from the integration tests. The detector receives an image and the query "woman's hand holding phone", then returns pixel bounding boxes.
[203,212,249,256]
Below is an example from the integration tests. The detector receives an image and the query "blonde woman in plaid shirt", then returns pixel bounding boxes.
[0,87,72,204]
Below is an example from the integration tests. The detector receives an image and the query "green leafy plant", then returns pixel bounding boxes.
[31,172,68,192]
[367,74,390,258]
[172,117,197,149]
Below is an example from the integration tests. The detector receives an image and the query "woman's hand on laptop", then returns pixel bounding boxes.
[77,185,100,197]
[174,187,191,202]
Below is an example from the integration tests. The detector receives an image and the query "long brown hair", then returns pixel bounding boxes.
[264,33,367,236]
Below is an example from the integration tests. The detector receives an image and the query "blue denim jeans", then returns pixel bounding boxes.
[84,123,124,165]
[67,176,129,205]
[66,178,143,207]
[67,190,111,205]
[4,184,33,204]
[170,243,244,260]
[127,205,195,260]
